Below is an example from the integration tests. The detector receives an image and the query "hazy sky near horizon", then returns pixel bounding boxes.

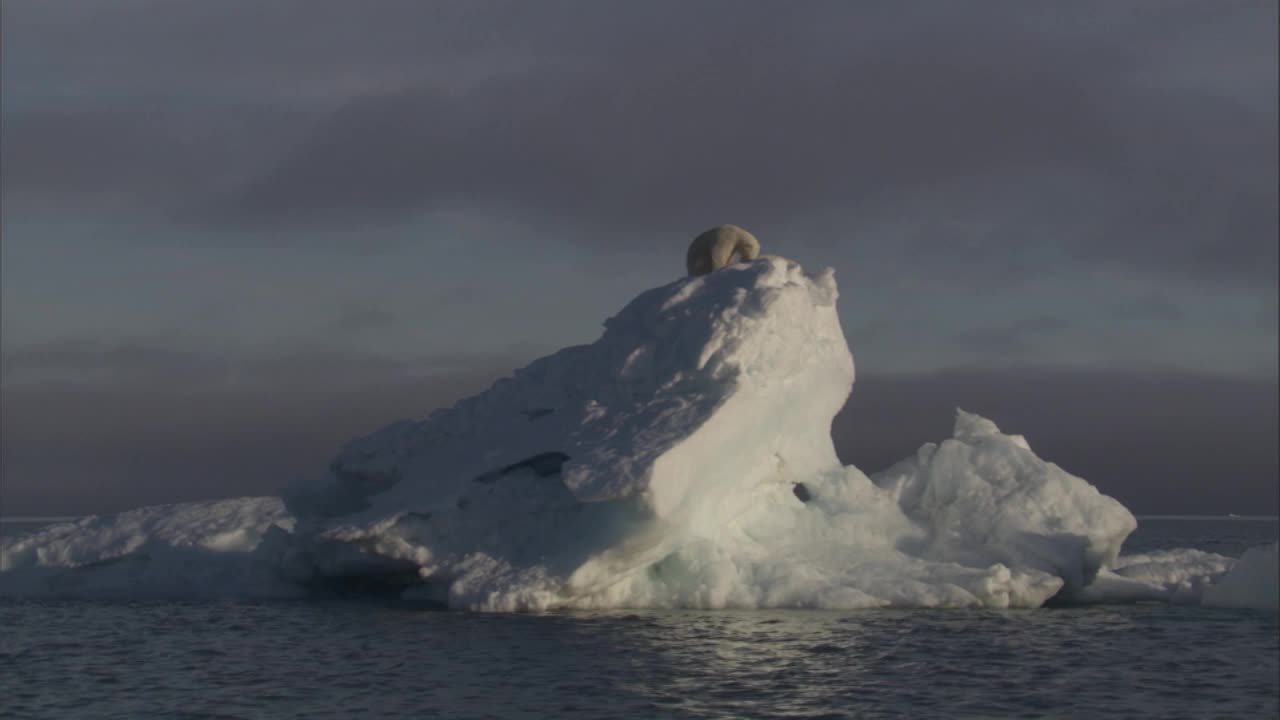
[2,0,1276,515]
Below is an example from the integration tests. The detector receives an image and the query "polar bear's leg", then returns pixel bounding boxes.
[686,236,715,276]
[709,236,738,271]
[733,234,760,263]
[687,254,712,276]
[687,228,724,276]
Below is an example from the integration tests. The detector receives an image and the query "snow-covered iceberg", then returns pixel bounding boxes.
[1,257,1265,610]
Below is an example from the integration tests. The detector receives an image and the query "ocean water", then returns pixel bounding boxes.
[1,517,1276,720]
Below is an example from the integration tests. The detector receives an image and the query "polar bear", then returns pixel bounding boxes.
[686,224,761,276]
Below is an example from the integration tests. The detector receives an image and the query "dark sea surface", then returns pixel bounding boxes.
[1,517,1277,720]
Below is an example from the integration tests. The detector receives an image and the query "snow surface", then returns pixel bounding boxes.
[0,256,1264,610]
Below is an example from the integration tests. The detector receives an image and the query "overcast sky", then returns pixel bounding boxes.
[2,0,1276,515]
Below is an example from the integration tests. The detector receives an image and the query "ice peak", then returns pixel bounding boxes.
[318,255,855,527]
[953,408,1003,442]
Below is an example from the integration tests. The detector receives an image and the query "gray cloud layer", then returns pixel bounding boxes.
[0,342,519,515]
[4,0,1276,286]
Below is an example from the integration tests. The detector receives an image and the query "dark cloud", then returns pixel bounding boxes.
[1110,295,1187,323]
[0,338,523,391]
[0,106,306,215]
[1260,293,1280,332]
[0,341,526,516]
[330,305,399,334]
[949,316,1073,357]
[1,337,231,386]
[3,1,1274,285]
[202,2,1273,286]
[0,379,506,516]
[200,11,1126,230]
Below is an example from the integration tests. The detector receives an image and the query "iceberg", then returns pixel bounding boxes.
[0,256,1257,610]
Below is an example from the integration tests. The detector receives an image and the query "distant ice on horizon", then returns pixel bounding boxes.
[2,257,1275,610]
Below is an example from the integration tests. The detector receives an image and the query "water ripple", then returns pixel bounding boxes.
[4,601,1267,720]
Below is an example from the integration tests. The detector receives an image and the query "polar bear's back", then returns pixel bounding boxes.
[687,224,761,276]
